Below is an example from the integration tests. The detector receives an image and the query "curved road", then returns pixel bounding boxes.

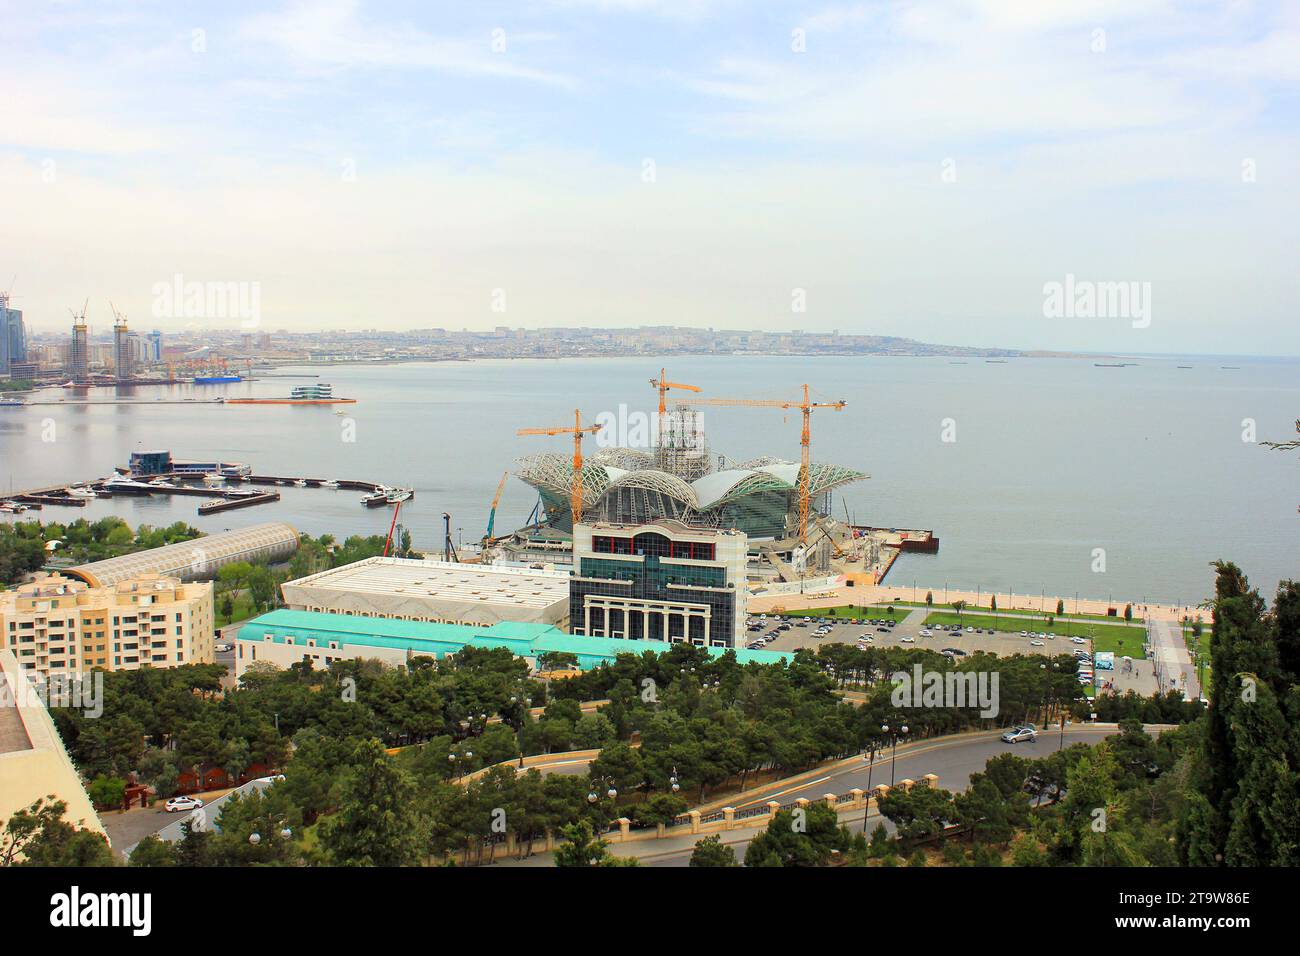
[493,722,1158,867]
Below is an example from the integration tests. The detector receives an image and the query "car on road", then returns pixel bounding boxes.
[215,642,233,652]
[1029,639,1045,646]
[165,796,204,813]
[1001,726,1038,743]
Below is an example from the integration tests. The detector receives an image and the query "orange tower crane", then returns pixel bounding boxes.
[517,410,602,525]
[648,368,701,437]
[676,384,846,545]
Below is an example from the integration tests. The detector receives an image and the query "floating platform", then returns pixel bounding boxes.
[198,491,280,515]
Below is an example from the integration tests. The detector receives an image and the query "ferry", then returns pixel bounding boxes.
[226,383,356,405]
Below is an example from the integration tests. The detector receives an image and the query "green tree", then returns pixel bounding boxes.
[553,820,638,867]
[744,804,848,867]
[319,739,424,866]
[86,775,126,810]
[689,834,738,867]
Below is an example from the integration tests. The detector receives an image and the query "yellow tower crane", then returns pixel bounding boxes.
[517,410,602,525]
[676,384,846,545]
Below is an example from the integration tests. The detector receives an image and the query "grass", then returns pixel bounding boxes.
[921,611,1148,659]
[880,599,1142,624]
[215,592,259,628]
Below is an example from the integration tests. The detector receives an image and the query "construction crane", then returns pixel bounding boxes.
[676,384,846,545]
[648,368,701,436]
[517,410,602,525]
[483,470,509,545]
[383,500,403,557]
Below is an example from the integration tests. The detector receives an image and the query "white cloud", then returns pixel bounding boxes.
[238,0,575,87]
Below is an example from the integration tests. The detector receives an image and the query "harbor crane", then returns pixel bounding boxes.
[676,384,846,546]
[517,410,602,525]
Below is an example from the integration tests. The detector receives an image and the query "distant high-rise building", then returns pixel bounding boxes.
[67,316,89,383]
[0,293,27,376]
[113,314,133,382]
[146,330,163,363]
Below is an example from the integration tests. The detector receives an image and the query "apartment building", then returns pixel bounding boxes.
[0,572,214,679]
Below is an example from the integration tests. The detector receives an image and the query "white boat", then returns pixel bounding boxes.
[203,472,226,484]
[385,488,414,504]
[103,475,156,496]
[64,486,97,499]
[293,479,307,487]
[0,501,28,514]
[319,479,339,489]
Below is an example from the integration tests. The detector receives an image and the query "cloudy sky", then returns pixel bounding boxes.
[2,0,1297,353]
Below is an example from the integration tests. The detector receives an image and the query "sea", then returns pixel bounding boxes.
[1,354,1296,606]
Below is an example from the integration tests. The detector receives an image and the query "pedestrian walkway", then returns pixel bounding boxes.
[1147,618,1200,700]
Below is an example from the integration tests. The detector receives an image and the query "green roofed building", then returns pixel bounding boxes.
[234,608,793,678]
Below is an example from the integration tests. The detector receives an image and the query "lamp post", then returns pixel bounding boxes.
[884,722,909,787]
[862,730,882,832]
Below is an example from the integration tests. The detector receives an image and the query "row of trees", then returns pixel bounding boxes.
[0,518,202,584]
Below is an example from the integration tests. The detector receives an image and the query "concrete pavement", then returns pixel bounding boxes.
[1147,618,1201,700]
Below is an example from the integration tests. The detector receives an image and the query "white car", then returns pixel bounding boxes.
[1029,639,1045,646]
[919,629,932,637]
[1019,630,1029,637]
[165,796,204,813]
[1071,637,1086,644]
[965,626,974,632]
[900,636,915,643]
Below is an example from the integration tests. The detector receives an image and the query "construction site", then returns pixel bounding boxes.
[485,370,937,589]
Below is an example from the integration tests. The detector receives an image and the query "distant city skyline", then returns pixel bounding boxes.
[3,1,1298,354]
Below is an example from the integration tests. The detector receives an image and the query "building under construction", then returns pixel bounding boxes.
[498,375,872,580]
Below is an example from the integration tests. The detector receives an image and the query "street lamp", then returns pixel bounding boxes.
[882,722,909,787]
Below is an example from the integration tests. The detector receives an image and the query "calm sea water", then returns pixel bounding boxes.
[2,355,1296,605]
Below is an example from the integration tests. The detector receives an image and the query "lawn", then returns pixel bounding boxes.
[921,611,1148,659]
[881,600,1142,624]
[215,592,259,628]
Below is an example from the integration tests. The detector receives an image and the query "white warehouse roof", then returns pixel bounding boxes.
[279,556,571,627]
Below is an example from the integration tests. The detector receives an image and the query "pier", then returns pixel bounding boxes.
[198,491,281,515]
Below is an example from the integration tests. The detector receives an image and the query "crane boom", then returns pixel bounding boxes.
[485,470,509,541]
[517,409,602,525]
[676,385,846,545]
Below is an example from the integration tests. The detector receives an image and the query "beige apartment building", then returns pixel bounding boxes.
[0,572,214,679]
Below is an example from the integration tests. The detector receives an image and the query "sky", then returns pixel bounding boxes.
[2,0,1298,354]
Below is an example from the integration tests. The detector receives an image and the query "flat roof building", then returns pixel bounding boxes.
[0,572,214,680]
[236,608,792,678]
[280,556,570,628]
[65,522,298,588]
[0,649,107,850]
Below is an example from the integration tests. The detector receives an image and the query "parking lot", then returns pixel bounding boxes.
[747,607,1099,663]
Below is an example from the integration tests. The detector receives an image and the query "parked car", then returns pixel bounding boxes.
[1001,726,1038,743]
[165,796,204,813]
[899,636,915,643]
[1029,639,1045,646]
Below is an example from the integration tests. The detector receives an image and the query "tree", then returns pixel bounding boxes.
[878,785,957,847]
[1057,599,1065,616]
[86,775,126,810]
[129,835,178,867]
[925,591,933,607]
[990,595,997,614]
[318,739,424,866]
[553,820,638,867]
[951,600,966,621]
[1,798,113,867]
[744,804,848,867]
[690,834,738,867]
[1124,603,1133,624]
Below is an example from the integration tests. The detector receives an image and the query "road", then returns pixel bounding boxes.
[1147,618,1200,700]
[490,722,1156,866]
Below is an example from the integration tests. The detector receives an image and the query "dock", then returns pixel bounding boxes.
[198,491,281,515]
